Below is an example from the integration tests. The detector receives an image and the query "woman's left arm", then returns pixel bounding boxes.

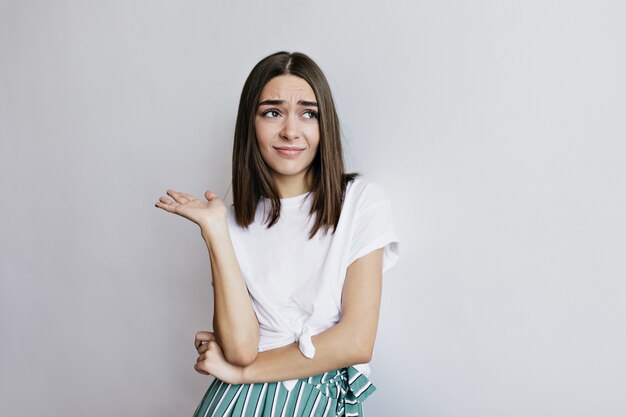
[194,248,383,384]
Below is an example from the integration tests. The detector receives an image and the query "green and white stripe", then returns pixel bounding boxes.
[192,367,376,417]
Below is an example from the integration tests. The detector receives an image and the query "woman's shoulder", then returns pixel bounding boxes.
[345,176,392,209]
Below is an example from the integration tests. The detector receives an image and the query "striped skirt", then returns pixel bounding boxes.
[192,367,376,417]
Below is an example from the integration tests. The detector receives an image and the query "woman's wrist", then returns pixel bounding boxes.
[200,216,228,242]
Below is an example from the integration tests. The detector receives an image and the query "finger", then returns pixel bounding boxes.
[167,189,190,204]
[195,331,216,348]
[197,343,209,354]
[196,353,205,363]
[194,337,215,351]
[159,196,176,204]
[155,194,183,211]
[154,201,178,212]
[204,191,217,201]
[177,191,197,201]
[194,363,209,375]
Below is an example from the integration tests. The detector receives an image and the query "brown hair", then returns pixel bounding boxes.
[232,51,356,238]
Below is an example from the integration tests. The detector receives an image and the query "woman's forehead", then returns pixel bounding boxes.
[259,75,316,102]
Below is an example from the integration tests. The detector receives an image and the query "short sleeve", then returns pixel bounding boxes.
[348,182,400,272]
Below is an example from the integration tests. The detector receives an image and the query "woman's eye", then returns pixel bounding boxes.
[263,110,280,118]
[302,110,318,119]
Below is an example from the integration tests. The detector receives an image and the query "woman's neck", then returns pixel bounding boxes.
[272,171,312,198]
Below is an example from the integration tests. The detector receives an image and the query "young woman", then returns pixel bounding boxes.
[155,52,399,417]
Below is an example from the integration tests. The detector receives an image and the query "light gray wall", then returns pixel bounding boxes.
[1,1,625,416]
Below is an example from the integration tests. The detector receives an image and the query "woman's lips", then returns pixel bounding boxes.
[274,147,305,156]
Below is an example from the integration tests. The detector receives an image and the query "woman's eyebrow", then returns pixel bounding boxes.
[258,99,318,107]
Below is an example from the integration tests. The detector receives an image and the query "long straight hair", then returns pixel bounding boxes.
[232,51,356,238]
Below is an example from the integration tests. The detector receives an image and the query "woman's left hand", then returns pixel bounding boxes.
[194,331,245,384]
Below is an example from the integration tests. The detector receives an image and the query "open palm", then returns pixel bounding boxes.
[155,189,227,229]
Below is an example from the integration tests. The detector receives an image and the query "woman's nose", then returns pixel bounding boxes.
[280,114,300,140]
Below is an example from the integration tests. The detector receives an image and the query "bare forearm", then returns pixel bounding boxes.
[241,321,374,384]
[201,219,259,365]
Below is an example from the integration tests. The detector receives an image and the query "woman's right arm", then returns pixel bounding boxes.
[156,189,259,366]
[200,216,259,366]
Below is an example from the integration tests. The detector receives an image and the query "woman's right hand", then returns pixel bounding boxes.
[155,189,227,230]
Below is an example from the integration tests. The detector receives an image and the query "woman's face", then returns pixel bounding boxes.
[255,75,320,190]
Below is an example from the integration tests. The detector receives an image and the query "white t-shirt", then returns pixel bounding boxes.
[226,177,399,387]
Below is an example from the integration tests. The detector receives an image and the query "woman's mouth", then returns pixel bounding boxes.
[274,147,305,157]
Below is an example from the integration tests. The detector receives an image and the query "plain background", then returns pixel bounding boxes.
[1,1,625,416]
